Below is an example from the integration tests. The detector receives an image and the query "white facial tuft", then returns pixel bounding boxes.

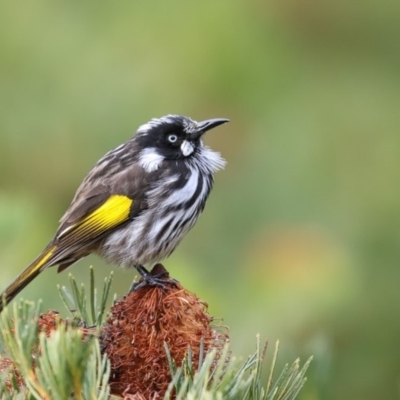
[139,147,165,172]
[195,146,226,173]
[181,140,194,157]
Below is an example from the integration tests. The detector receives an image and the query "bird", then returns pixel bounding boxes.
[0,115,229,311]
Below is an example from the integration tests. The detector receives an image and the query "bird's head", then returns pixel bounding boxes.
[135,115,229,162]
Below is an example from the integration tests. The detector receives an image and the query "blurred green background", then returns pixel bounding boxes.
[1,1,400,398]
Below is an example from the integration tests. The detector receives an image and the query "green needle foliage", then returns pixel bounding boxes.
[0,269,312,399]
[165,338,312,400]
[0,300,110,400]
[58,266,114,327]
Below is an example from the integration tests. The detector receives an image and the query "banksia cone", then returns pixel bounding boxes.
[101,264,228,399]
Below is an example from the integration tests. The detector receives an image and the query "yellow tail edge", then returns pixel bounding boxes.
[0,245,57,312]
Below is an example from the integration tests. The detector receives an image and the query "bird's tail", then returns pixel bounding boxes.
[0,244,57,312]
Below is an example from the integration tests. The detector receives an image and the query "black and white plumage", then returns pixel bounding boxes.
[93,115,228,267]
[0,115,229,309]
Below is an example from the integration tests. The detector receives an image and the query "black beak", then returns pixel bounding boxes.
[196,118,230,135]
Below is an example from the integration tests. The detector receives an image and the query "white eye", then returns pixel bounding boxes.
[168,134,178,143]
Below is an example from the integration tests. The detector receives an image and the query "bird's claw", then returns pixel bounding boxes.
[129,264,179,292]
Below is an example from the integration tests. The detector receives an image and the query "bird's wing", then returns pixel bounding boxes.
[56,193,134,244]
[49,162,156,266]
[35,192,134,269]
[0,191,138,308]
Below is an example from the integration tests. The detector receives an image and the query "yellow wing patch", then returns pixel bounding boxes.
[81,194,133,231]
[59,195,133,242]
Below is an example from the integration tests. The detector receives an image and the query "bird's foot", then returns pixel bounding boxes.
[129,264,179,292]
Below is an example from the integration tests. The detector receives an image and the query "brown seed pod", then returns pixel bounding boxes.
[101,264,229,399]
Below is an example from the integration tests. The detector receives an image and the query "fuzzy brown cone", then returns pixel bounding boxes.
[101,264,229,399]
